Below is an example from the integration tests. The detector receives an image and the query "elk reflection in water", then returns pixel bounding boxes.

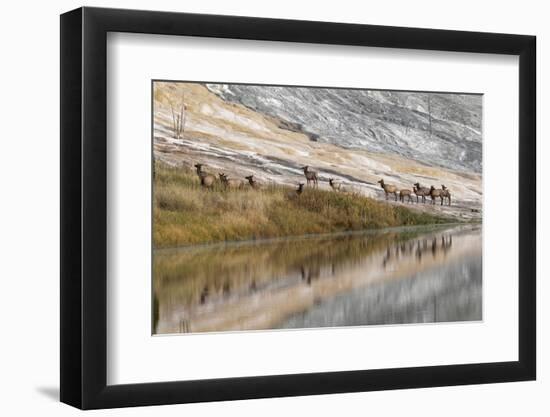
[153,224,481,334]
[382,234,453,267]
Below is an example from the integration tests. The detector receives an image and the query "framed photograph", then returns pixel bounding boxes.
[60,7,536,409]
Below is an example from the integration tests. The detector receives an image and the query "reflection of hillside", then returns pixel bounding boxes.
[155,227,441,307]
[283,255,482,328]
[154,224,481,334]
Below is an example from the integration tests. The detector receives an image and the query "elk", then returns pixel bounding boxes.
[218,173,244,190]
[328,178,345,192]
[429,185,444,205]
[301,166,318,187]
[399,189,413,203]
[286,183,305,199]
[194,163,216,189]
[413,182,430,203]
[245,175,260,189]
[441,184,452,206]
[378,179,398,201]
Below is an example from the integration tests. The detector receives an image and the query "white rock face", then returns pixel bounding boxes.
[207,84,482,174]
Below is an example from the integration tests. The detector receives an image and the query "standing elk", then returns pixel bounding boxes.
[218,173,244,190]
[245,175,260,189]
[399,189,413,203]
[301,166,318,187]
[378,179,398,201]
[194,163,216,189]
[329,178,346,192]
[413,182,430,203]
[429,185,444,205]
[441,185,452,206]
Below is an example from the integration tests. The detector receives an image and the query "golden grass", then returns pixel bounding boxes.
[153,163,451,248]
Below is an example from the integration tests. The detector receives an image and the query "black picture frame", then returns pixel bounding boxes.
[60,6,536,410]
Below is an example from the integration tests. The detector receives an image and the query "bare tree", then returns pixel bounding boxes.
[168,93,186,139]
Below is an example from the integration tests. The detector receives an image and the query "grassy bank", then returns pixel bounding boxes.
[153,163,451,248]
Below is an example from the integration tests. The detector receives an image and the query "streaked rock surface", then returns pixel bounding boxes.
[207,84,482,173]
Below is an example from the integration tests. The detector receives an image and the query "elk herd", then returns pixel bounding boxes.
[378,179,451,206]
[194,163,452,206]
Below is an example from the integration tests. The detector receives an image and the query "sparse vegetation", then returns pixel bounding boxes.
[154,163,451,248]
[169,93,186,139]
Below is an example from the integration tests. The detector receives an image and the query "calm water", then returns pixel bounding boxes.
[153,224,482,334]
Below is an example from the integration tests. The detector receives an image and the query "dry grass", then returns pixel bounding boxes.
[153,163,451,248]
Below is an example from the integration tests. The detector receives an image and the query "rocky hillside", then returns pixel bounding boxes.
[207,84,482,173]
[153,82,482,221]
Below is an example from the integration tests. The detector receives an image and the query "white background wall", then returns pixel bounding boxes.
[0,0,545,415]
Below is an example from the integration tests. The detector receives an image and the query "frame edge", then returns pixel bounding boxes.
[60,7,84,409]
[518,34,536,380]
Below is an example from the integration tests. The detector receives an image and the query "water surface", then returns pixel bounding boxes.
[154,224,481,334]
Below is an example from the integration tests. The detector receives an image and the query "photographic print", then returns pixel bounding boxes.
[152,81,482,335]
